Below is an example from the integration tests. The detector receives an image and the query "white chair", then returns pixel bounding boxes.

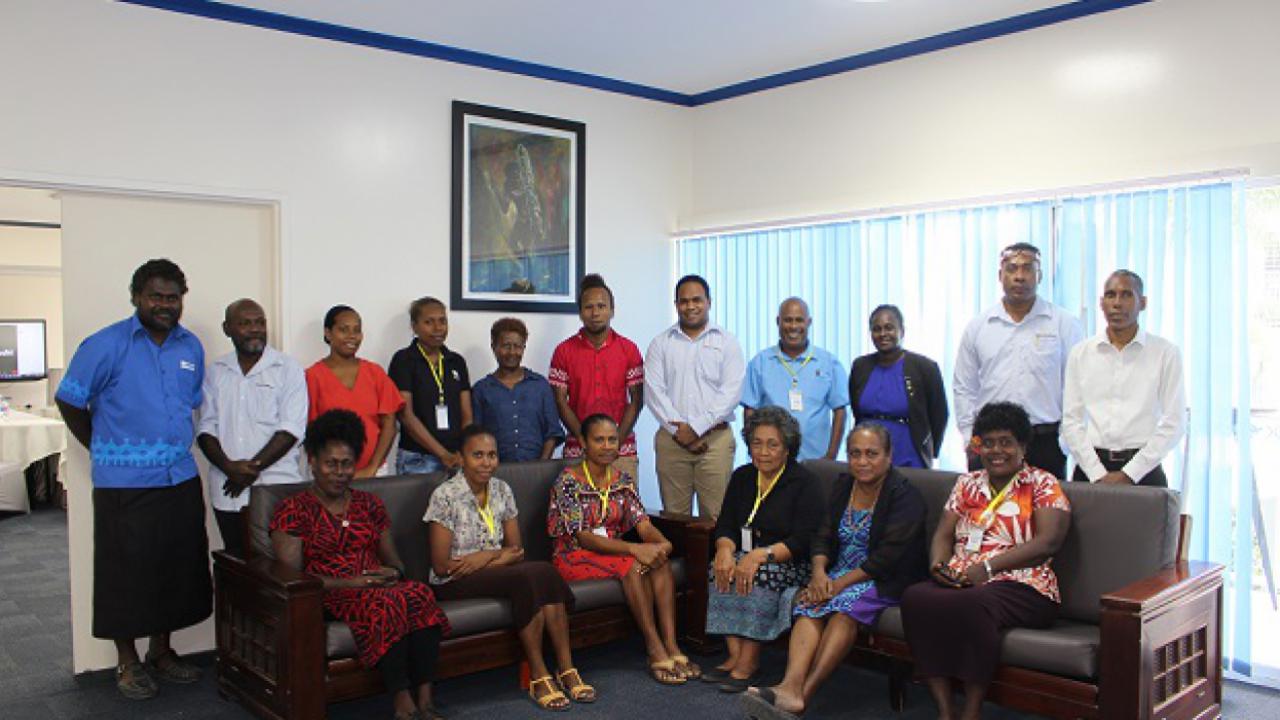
[0,461,30,513]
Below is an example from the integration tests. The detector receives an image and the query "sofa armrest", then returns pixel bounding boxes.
[213,550,328,720]
[649,511,716,653]
[1097,561,1224,720]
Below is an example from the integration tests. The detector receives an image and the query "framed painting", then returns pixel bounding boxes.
[451,101,585,312]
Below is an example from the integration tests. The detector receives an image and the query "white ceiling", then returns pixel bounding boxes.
[219,0,1075,95]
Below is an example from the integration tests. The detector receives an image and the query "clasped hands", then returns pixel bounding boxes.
[352,565,400,589]
[222,458,263,498]
[713,546,769,596]
[672,422,709,454]
[930,560,991,589]
[629,541,672,575]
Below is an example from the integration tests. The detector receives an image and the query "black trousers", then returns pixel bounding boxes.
[214,509,246,558]
[1071,449,1167,487]
[377,625,442,693]
[968,424,1067,480]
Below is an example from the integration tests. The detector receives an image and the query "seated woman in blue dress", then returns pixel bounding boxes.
[742,424,927,718]
[848,304,948,468]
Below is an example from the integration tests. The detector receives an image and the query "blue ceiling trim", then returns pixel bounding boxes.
[688,0,1153,106]
[116,0,694,105]
[118,0,1151,108]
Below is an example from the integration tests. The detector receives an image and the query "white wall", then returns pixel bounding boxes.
[686,0,1280,229]
[0,0,689,672]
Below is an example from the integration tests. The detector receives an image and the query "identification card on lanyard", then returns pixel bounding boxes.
[788,386,804,412]
[965,527,984,553]
[435,404,450,430]
[418,343,449,429]
[777,348,814,413]
[740,527,754,553]
[967,477,1014,554]
[592,527,609,538]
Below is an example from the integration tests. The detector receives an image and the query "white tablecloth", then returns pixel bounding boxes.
[0,409,67,468]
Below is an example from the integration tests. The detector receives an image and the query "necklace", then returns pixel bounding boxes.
[312,487,353,528]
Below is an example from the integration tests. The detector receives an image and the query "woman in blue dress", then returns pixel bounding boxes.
[849,305,949,468]
[742,424,928,718]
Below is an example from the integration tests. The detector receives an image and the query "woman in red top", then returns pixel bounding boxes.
[305,305,404,477]
[270,409,450,720]
[547,414,699,685]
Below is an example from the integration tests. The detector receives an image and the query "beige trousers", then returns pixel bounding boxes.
[611,455,640,483]
[654,426,736,519]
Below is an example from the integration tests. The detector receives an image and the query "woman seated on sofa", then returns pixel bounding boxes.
[270,409,449,720]
[705,405,823,693]
[423,425,589,712]
[742,423,928,718]
[547,413,699,685]
[900,401,1071,720]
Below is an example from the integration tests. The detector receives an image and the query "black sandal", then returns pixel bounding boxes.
[115,661,158,700]
[145,648,202,684]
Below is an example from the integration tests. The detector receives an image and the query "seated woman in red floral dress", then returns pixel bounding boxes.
[547,413,699,685]
[271,409,450,720]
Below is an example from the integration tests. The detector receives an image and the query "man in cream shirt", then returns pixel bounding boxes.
[1062,270,1185,486]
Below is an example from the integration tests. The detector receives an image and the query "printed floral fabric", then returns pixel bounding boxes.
[943,466,1071,602]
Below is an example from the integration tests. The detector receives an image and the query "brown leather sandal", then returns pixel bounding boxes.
[671,654,702,680]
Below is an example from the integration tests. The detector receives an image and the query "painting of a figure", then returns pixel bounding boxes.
[452,102,585,312]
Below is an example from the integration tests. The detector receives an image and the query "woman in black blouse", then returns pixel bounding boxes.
[703,406,823,693]
[742,424,927,717]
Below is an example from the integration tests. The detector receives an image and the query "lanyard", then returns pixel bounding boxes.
[978,476,1016,526]
[776,348,814,386]
[475,487,497,540]
[582,462,613,521]
[747,468,785,526]
[416,343,447,405]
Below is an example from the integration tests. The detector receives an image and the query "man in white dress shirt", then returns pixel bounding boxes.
[953,243,1084,479]
[1062,270,1185,486]
[644,274,745,518]
[197,299,307,556]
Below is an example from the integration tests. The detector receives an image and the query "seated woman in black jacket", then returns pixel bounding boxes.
[742,423,927,718]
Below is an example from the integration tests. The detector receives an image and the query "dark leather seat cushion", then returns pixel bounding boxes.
[873,606,1099,680]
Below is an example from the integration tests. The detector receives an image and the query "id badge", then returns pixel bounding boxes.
[964,528,984,553]
[740,527,754,553]
[435,403,450,430]
[591,526,609,538]
[788,388,804,412]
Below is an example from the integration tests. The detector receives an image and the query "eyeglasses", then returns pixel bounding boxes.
[977,436,1021,451]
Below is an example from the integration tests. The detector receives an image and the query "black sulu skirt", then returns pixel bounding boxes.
[92,476,213,640]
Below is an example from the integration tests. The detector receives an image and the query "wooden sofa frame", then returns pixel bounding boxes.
[214,511,713,720]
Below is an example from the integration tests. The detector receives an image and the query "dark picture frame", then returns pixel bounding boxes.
[451,101,586,313]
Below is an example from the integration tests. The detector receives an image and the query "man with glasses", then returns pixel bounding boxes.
[1061,270,1185,486]
[953,243,1084,479]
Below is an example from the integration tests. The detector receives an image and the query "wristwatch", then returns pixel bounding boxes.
[765,547,776,563]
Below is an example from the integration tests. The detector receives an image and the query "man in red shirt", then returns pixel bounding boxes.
[549,274,645,480]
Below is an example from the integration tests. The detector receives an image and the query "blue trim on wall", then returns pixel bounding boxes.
[688,0,1152,106]
[118,0,1151,107]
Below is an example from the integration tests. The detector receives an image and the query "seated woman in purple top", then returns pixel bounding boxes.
[743,424,927,718]
[471,318,564,463]
[849,305,949,468]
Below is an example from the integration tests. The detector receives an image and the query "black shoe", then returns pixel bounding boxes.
[115,661,158,700]
[145,648,203,684]
[718,674,756,693]
[700,667,732,684]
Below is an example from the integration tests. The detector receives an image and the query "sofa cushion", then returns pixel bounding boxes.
[873,607,1099,680]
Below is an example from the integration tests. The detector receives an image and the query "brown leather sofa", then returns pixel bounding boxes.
[212,459,712,720]
[801,460,1223,720]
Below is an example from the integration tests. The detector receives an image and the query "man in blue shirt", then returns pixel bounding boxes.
[471,317,564,462]
[55,259,211,700]
[742,297,849,460]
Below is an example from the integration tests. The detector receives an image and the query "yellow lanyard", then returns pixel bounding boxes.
[475,487,497,540]
[776,348,814,387]
[978,476,1016,526]
[582,462,613,522]
[746,468,784,526]
[416,343,446,405]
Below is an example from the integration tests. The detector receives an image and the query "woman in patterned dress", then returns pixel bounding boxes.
[270,410,450,720]
[547,414,699,685]
[901,402,1072,720]
[424,425,587,711]
[705,406,824,693]
[742,424,927,718]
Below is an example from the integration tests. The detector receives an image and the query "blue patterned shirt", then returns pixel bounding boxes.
[56,315,204,488]
[470,369,564,463]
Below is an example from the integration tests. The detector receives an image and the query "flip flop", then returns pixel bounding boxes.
[740,689,801,720]
[718,673,757,693]
[649,658,687,685]
[671,654,702,680]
